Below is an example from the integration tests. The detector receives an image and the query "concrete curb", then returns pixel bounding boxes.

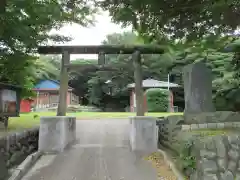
[8,151,42,180]
[157,149,185,180]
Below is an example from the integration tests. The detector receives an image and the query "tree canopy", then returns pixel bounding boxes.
[1,0,240,112]
[67,31,240,111]
[0,0,96,96]
[100,0,240,41]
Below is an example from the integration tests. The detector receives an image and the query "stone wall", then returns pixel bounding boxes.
[182,122,240,131]
[156,114,240,179]
[157,113,240,147]
[0,128,39,179]
[191,135,240,180]
[157,115,183,151]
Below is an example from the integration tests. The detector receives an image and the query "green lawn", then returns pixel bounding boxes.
[8,112,182,131]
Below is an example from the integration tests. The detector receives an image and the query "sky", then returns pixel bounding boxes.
[51,11,131,60]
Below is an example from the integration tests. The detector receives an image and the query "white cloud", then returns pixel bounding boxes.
[51,11,131,60]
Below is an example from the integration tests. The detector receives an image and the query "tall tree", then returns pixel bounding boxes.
[0,0,96,96]
[86,32,171,109]
[100,0,240,41]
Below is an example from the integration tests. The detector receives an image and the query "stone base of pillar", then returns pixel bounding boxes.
[38,116,76,153]
[129,116,158,155]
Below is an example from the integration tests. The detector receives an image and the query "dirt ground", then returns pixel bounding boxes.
[145,152,178,180]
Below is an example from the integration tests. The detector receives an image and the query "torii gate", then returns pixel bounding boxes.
[37,45,165,116]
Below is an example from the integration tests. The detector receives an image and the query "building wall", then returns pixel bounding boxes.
[130,90,135,112]
[130,89,147,112]
[32,91,79,108]
[20,99,32,113]
[33,92,50,108]
[32,80,79,108]
[69,91,79,105]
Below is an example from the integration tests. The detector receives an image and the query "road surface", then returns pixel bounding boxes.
[22,119,158,180]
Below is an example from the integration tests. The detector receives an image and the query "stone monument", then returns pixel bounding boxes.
[183,62,215,118]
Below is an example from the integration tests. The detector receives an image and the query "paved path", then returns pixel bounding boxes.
[22,119,158,180]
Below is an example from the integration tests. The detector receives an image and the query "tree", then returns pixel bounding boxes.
[86,31,172,109]
[100,0,240,41]
[67,30,240,112]
[30,55,61,82]
[166,36,240,111]
[0,0,96,96]
[68,59,98,105]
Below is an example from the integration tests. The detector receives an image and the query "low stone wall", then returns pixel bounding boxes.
[48,105,102,112]
[157,114,240,148]
[39,116,76,153]
[191,135,240,180]
[157,114,240,179]
[184,111,240,124]
[181,122,240,131]
[157,115,183,150]
[0,128,39,179]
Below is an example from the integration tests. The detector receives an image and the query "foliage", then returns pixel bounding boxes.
[98,0,240,111]
[157,119,196,177]
[146,88,169,112]
[0,0,96,97]
[68,31,240,111]
[166,129,232,177]
[68,59,99,104]
[100,0,240,41]
[167,36,240,111]
[175,138,196,177]
[83,32,172,109]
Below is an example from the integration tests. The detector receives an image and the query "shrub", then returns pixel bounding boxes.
[175,138,196,177]
[157,119,197,178]
[146,88,169,112]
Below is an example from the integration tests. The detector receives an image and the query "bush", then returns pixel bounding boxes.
[157,119,197,178]
[175,138,196,177]
[146,88,170,112]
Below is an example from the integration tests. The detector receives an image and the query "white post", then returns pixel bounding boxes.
[167,73,170,90]
[167,74,172,112]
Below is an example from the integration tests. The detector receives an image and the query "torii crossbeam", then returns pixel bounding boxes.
[37,45,165,116]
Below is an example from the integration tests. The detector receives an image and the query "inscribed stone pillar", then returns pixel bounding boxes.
[183,62,215,114]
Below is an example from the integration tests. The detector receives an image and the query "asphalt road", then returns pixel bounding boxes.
[22,119,158,180]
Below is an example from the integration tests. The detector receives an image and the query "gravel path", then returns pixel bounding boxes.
[22,119,158,180]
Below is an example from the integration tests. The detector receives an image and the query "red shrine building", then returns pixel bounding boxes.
[127,79,179,112]
[20,80,79,112]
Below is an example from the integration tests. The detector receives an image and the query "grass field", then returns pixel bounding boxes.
[7,112,182,131]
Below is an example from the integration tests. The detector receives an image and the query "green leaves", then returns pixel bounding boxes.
[146,88,169,112]
[100,0,240,42]
[0,0,96,97]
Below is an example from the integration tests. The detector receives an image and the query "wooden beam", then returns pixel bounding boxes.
[132,50,145,116]
[38,45,165,54]
[64,64,117,71]
[57,51,70,116]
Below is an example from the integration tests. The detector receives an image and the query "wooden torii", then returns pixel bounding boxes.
[37,45,165,116]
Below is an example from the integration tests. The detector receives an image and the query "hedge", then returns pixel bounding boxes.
[146,88,170,112]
